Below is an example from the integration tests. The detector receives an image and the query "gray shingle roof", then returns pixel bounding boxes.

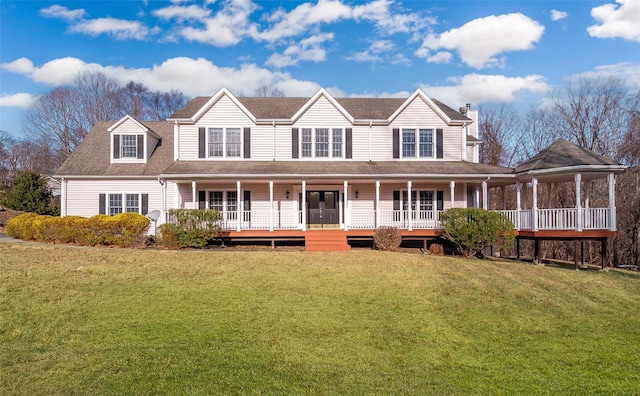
[516,139,621,173]
[55,121,174,177]
[168,95,470,122]
[160,160,514,179]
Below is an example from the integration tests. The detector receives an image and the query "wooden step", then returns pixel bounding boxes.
[305,230,351,252]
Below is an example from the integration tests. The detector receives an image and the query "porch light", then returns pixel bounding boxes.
[285,190,290,199]
[355,190,359,199]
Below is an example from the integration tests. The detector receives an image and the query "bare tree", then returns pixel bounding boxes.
[478,104,524,167]
[147,89,188,120]
[254,84,284,97]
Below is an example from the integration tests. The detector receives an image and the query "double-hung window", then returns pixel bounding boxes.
[402,129,434,158]
[208,127,241,158]
[108,193,140,215]
[121,135,138,158]
[301,128,343,158]
[208,191,238,220]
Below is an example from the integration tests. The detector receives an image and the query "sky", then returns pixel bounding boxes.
[1,0,639,138]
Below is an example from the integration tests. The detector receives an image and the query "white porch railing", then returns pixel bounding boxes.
[174,207,612,232]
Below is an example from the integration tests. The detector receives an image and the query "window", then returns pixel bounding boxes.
[208,127,241,158]
[121,135,138,158]
[419,129,433,158]
[315,128,329,157]
[109,194,123,216]
[401,129,434,158]
[301,129,313,157]
[208,191,238,220]
[125,194,139,213]
[300,128,343,158]
[402,129,416,157]
[332,129,342,157]
[209,191,223,211]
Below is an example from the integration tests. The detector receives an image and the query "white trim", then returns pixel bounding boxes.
[388,89,453,125]
[291,88,355,124]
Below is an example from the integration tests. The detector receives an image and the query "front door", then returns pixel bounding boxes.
[307,191,339,227]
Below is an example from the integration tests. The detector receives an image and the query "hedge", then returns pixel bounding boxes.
[6,212,150,247]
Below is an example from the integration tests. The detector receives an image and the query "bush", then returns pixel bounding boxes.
[429,243,444,256]
[1,170,58,215]
[373,226,402,251]
[6,212,149,247]
[439,208,515,258]
[164,209,222,248]
[157,223,180,249]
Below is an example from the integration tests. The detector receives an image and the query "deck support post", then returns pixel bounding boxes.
[532,178,538,232]
[407,180,413,231]
[574,240,579,269]
[344,180,349,231]
[375,180,380,228]
[268,180,273,232]
[608,173,616,231]
[302,180,306,231]
[534,239,541,264]
[601,238,607,269]
[516,238,521,260]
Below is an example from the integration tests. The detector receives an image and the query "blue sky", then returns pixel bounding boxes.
[1,0,639,137]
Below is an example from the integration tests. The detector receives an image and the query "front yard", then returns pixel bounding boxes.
[1,244,639,395]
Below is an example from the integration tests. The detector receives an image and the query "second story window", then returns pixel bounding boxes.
[301,128,344,159]
[208,127,241,158]
[121,135,138,158]
[402,129,434,158]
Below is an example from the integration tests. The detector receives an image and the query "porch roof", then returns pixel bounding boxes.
[160,160,514,183]
[515,139,626,181]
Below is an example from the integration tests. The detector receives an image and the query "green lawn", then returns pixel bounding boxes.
[1,244,639,395]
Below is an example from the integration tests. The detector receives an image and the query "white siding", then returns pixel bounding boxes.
[294,95,350,127]
[388,97,463,161]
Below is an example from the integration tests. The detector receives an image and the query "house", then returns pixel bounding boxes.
[54,88,626,259]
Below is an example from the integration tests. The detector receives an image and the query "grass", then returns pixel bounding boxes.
[1,244,639,395]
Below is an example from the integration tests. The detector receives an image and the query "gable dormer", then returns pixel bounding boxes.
[109,115,161,164]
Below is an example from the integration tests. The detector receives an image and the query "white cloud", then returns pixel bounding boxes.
[153,4,211,21]
[370,39,394,53]
[574,62,640,89]
[419,73,549,106]
[416,13,545,69]
[0,93,36,109]
[39,4,154,40]
[70,18,155,40]
[352,0,430,36]
[266,33,334,68]
[345,51,382,63]
[427,51,453,64]
[390,53,411,66]
[550,9,568,21]
[39,4,86,21]
[588,0,640,42]
[0,56,324,98]
[179,0,257,46]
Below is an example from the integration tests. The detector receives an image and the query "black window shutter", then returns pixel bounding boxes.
[137,135,144,159]
[113,135,120,159]
[243,127,251,158]
[99,194,106,215]
[142,194,149,215]
[292,128,299,159]
[243,191,251,211]
[437,190,444,211]
[345,128,352,159]
[198,127,206,158]
[436,128,443,159]
[392,128,399,158]
[198,191,206,209]
[393,191,400,210]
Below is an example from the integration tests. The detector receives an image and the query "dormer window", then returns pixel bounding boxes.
[113,134,144,160]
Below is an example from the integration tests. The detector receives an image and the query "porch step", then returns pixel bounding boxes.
[305,230,351,252]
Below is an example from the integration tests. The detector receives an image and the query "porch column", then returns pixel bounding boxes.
[269,180,273,232]
[191,180,197,209]
[450,181,455,209]
[344,180,349,231]
[482,180,488,210]
[375,180,380,228]
[60,178,67,217]
[585,180,591,229]
[302,180,307,231]
[474,188,480,208]
[407,180,413,231]
[515,182,522,230]
[575,173,583,232]
[237,181,242,232]
[609,173,616,231]
[532,178,538,232]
